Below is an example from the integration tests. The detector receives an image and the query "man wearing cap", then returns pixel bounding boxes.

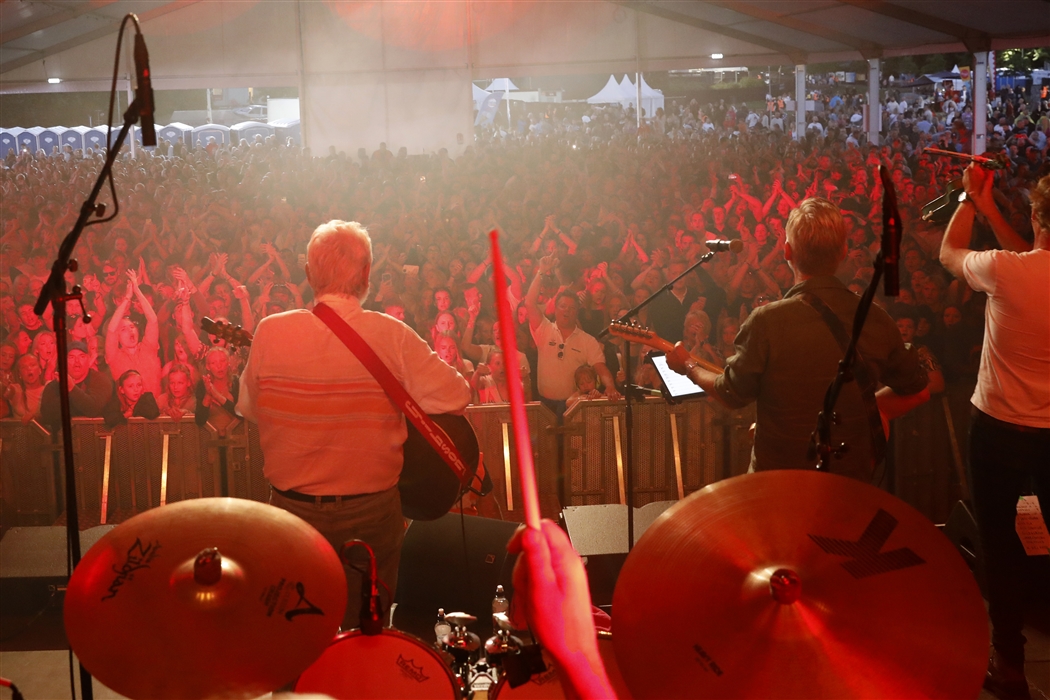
[40,340,115,427]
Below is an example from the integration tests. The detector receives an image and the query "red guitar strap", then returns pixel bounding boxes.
[313,303,472,487]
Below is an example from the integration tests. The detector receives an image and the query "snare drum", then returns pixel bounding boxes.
[489,634,632,699]
[295,628,461,699]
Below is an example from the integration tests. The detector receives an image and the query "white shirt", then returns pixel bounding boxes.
[237,295,472,494]
[962,249,1050,428]
[531,318,605,400]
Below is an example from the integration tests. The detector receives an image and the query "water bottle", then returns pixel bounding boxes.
[492,585,509,618]
[434,608,451,646]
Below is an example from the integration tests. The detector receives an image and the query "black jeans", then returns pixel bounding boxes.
[967,408,1050,664]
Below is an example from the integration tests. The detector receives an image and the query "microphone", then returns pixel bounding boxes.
[705,239,744,254]
[133,32,157,147]
[359,549,384,635]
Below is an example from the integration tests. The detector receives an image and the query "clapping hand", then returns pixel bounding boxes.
[538,254,557,276]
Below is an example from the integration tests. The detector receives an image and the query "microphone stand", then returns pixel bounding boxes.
[33,97,143,700]
[598,251,716,551]
[810,165,901,472]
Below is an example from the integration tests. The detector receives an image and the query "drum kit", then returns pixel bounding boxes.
[61,470,989,699]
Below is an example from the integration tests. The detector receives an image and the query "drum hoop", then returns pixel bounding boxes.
[306,627,460,689]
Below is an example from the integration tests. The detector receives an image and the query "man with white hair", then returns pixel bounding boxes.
[667,198,929,482]
[238,220,471,629]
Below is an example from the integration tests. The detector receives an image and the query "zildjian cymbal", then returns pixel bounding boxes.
[64,498,346,699]
[612,470,988,699]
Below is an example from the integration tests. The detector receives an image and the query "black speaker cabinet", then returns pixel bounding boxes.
[0,526,114,616]
[394,513,520,641]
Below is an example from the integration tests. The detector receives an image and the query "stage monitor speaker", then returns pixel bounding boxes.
[560,501,677,609]
[394,513,519,641]
[0,526,115,616]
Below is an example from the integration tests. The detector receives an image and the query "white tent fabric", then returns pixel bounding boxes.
[617,74,665,117]
[472,83,491,110]
[486,78,519,92]
[586,75,627,105]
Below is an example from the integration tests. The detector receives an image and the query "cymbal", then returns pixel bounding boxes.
[64,498,347,699]
[612,470,988,699]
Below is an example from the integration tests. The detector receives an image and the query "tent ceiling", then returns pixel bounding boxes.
[1,0,1047,82]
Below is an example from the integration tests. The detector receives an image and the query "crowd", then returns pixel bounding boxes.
[1,79,1047,425]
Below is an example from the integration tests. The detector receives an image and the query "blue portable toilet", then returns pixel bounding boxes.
[157,122,193,148]
[230,121,273,145]
[81,127,109,152]
[15,128,39,154]
[0,129,20,159]
[191,123,230,148]
[31,126,63,156]
[270,118,300,145]
[61,126,91,152]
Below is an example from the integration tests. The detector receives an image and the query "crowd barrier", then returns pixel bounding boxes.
[0,390,971,530]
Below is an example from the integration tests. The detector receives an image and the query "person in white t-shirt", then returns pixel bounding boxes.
[940,166,1050,700]
[526,254,620,412]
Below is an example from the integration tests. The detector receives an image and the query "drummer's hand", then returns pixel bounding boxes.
[665,342,692,375]
[508,520,615,699]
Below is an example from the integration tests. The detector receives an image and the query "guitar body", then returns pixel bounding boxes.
[401,414,480,521]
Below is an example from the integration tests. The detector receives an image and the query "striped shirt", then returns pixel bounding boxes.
[237,295,471,495]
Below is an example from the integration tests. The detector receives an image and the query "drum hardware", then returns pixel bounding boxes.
[442,611,483,683]
[484,612,524,670]
[63,498,346,699]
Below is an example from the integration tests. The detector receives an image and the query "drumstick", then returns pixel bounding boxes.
[489,230,541,531]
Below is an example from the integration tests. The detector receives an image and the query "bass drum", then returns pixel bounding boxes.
[295,628,461,699]
[490,634,632,699]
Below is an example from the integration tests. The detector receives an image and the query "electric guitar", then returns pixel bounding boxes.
[200,317,481,520]
[608,320,725,375]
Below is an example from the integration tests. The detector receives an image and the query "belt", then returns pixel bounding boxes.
[973,408,1050,435]
[271,486,372,503]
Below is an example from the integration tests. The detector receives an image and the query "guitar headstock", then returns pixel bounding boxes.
[201,317,253,348]
[609,319,656,343]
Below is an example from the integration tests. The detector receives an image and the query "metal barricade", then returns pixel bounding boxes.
[562,398,757,508]
[0,419,58,525]
[465,403,560,522]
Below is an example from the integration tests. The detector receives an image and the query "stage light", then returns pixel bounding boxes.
[711,53,724,60]
[48,77,61,84]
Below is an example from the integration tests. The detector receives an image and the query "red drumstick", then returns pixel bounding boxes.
[488,230,541,530]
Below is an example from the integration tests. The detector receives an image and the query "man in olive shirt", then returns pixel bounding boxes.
[668,198,929,483]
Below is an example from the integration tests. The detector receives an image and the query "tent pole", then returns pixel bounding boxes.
[636,72,643,129]
[867,58,880,147]
[973,52,988,155]
[794,64,806,141]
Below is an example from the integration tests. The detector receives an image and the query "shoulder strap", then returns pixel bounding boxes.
[312,303,472,487]
[797,292,886,465]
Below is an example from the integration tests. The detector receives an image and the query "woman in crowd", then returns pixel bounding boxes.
[30,331,59,384]
[158,363,196,421]
[435,333,474,383]
[195,347,238,429]
[472,349,510,405]
[5,353,46,424]
[105,369,161,427]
